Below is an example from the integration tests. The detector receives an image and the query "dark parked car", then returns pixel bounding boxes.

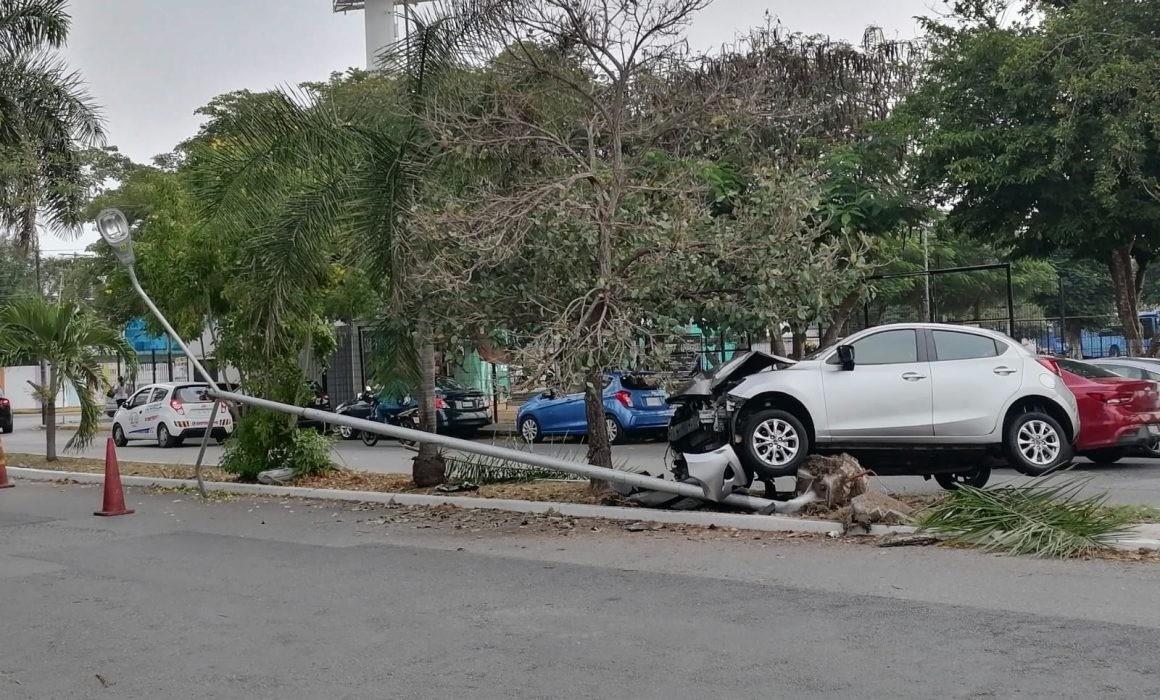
[360,378,491,445]
[0,389,12,433]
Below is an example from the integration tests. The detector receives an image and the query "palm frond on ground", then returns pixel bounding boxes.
[444,448,584,484]
[916,474,1134,558]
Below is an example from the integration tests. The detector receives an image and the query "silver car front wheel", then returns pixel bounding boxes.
[751,418,801,467]
[741,409,810,479]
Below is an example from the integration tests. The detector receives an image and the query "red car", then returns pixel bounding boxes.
[1047,358,1160,464]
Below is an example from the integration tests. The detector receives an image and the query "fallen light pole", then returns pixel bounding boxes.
[97,208,804,515]
[204,388,797,513]
[96,208,222,498]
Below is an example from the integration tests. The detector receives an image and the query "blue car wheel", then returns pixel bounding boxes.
[606,415,625,445]
[518,415,542,444]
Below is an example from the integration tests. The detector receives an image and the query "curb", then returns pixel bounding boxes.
[6,466,867,535]
[17,467,1154,549]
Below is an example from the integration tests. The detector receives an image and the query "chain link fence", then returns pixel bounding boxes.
[845,264,1128,358]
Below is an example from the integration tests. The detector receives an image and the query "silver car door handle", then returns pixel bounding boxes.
[901,372,926,381]
[993,367,1018,375]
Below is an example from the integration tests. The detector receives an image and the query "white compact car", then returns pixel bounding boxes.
[112,383,233,448]
[668,323,1082,489]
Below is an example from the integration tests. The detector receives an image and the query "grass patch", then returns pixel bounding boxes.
[1102,503,1160,525]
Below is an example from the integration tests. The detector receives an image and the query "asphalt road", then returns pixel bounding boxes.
[3,482,1160,698]
[8,413,1160,506]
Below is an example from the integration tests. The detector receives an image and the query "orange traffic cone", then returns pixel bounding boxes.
[0,439,13,489]
[94,438,133,516]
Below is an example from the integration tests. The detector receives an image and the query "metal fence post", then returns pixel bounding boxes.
[1006,263,1016,337]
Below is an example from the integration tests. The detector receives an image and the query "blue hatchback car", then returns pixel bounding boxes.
[515,372,674,443]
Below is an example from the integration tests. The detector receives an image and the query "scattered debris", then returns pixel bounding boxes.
[435,481,479,493]
[878,535,940,548]
[623,521,652,532]
[257,468,296,485]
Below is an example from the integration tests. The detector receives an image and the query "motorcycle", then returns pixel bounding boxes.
[360,395,417,447]
[334,387,378,440]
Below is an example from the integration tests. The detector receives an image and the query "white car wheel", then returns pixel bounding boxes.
[1017,419,1061,466]
[1005,410,1072,477]
[751,418,800,467]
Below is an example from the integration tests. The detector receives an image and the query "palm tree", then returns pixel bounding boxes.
[0,0,104,248]
[193,2,500,486]
[0,297,136,460]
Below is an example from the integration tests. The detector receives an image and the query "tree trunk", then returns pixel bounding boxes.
[1109,245,1144,356]
[789,323,808,360]
[1064,320,1084,359]
[770,326,787,356]
[817,290,863,348]
[45,366,57,462]
[584,367,613,493]
[412,318,445,487]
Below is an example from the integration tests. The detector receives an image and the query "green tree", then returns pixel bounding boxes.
[898,0,1160,354]
[0,297,135,460]
[189,68,457,485]
[0,234,35,300]
[0,0,104,248]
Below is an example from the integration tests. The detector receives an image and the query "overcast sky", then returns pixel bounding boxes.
[47,0,940,254]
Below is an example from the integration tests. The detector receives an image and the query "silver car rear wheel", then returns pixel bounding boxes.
[1004,410,1072,477]
[1017,419,1061,466]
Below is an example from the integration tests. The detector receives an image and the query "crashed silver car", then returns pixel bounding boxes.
[668,323,1081,491]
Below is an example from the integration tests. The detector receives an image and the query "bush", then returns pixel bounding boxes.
[220,409,335,480]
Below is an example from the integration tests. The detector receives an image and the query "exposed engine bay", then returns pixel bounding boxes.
[666,351,795,489]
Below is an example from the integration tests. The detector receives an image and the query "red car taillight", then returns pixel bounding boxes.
[0,398,9,409]
[434,396,448,410]
[1036,358,1062,376]
[614,390,632,408]
[1091,391,1133,406]
[170,399,185,415]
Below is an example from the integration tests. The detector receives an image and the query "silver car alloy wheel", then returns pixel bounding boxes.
[339,425,353,439]
[752,418,799,467]
[1017,419,1061,466]
[520,418,538,443]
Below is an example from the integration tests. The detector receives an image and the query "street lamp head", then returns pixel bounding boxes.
[96,208,134,266]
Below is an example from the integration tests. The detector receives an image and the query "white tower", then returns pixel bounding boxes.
[333,0,431,71]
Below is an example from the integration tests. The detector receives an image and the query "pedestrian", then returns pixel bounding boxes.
[113,377,128,408]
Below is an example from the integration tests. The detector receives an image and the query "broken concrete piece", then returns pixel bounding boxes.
[257,467,296,485]
[850,491,914,528]
[796,453,869,508]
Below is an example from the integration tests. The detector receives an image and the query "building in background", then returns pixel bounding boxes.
[332,0,433,70]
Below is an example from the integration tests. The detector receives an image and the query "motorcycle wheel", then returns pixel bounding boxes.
[361,431,380,447]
